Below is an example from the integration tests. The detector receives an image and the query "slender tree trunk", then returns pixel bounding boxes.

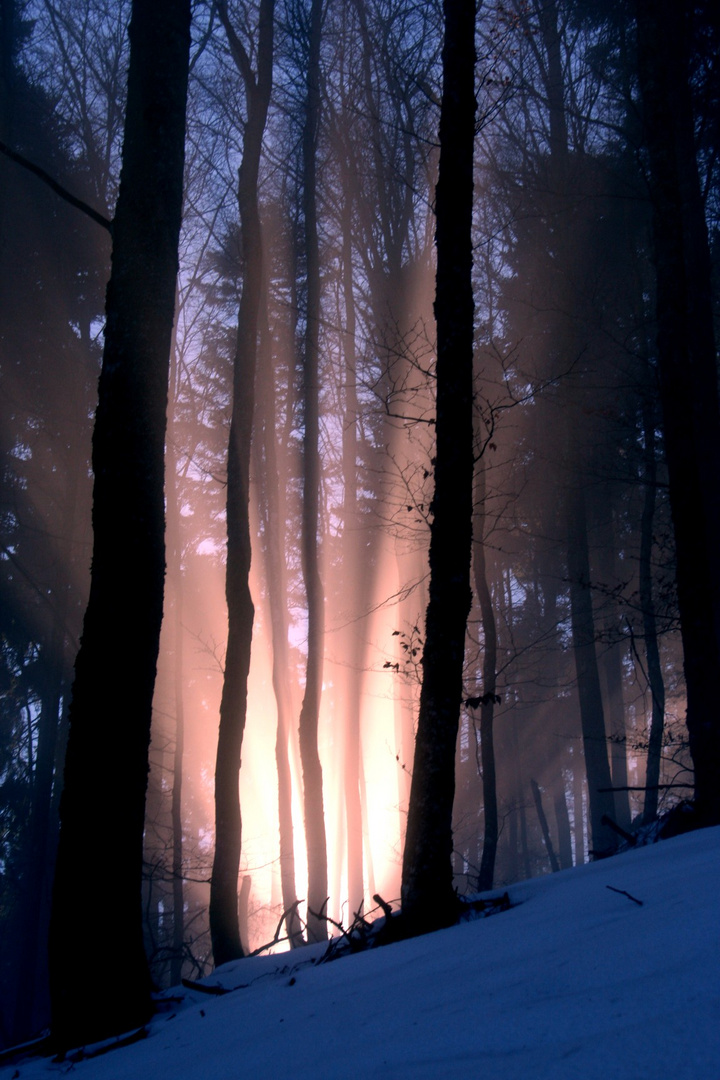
[298,0,328,944]
[165,380,186,986]
[400,0,476,933]
[592,498,631,831]
[553,786,573,869]
[566,486,617,856]
[340,178,365,917]
[639,397,666,823]
[171,582,186,984]
[256,280,303,947]
[474,456,499,892]
[572,743,586,863]
[210,0,274,966]
[531,779,560,873]
[635,0,720,825]
[47,0,190,1047]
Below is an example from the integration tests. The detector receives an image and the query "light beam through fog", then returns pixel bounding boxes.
[2,2,703,1042]
[150,249,438,955]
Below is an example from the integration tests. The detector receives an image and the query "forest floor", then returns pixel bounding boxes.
[4,824,718,1080]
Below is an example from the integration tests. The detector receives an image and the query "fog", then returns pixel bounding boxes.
[1,0,710,1048]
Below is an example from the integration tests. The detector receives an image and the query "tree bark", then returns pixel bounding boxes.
[298,0,328,945]
[639,398,666,824]
[165,368,186,986]
[340,172,365,918]
[256,273,303,948]
[635,0,720,825]
[530,779,560,873]
[210,0,275,967]
[566,485,617,856]
[47,0,190,1048]
[400,0,476,934]
[592,497,631,832]
[473,456,499,892]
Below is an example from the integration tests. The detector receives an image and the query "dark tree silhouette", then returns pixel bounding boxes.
[47,0,190,1048]
[635,0,720,825]
[474,455,499,891]
[210,0,275,970]
[401,0,476,934]
[298,0,329,945]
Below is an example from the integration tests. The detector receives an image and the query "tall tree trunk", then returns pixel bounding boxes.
[256,278,303,948]
[635,0,720,825]
[530,779,560,873]
[474,456,499,892]
[566,485,617,856]
[400,0,476,933]
[592,497,631,831]
[572,742,586,863]
[47,0,190,1047]
[166,366,186,986]
[535,0,617,855]
[340,176,365,917]
[210,0,274,966]
[553,785,573,869]
[298,0,328,945]
[639,397,666,823]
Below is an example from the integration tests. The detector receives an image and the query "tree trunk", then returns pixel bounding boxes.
[47,0,190,1048]
[340,174,365,918]
[639,398,666,823]
[474,456,499,892]
[531,779,560,873]
[298,0,328,944]
[553,787,573,869]
[592,497,631,831]
[635,0,720,825]
[572,743,586,863]
[210,0,274,967]
[166,368,186,986]
[400,0,476,933]
[256,274,303,948]
[566,485,617,856]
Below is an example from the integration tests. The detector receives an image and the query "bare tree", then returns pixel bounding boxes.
[401,0,476,934]
[297,0,329,945]
[210,0,276,967]
[635,0,720,826]
[47,0,190,1047]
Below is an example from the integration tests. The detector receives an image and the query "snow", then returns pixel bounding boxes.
[5,827,718,1079]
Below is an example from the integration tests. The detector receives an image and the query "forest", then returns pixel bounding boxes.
[0,0,718,1053]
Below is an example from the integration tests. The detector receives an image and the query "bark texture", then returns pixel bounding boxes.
[474,456,499,892]
[298,0,329,945]
[210,0,275,966]
[639,398,666,823]
[400,0,476,933]
[635,0,720,824]
[47,0,190,1047]
[566,485,617,856]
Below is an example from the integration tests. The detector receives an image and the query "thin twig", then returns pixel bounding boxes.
[606,885,643,906]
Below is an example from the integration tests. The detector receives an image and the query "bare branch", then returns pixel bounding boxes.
[0,139,113,234]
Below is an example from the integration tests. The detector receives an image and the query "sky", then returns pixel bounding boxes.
[4,826,718,1080]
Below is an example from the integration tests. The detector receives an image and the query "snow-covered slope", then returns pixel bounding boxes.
[5,826,718,1080]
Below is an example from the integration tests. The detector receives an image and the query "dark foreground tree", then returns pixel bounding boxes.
[47,0,191,1049]
[635,0,720,825]
[400,0,476,933]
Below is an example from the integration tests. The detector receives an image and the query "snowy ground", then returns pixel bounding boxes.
[4,826,718,1080]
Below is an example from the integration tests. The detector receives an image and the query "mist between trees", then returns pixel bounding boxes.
[1,0,718,1052]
